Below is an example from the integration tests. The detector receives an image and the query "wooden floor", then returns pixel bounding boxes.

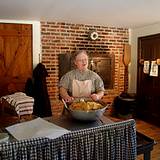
[0,113,160,160]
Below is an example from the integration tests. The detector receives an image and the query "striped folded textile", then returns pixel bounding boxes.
[1,92,34,116]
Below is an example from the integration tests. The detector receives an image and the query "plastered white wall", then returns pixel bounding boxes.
[129,22,160,93]
[0,19,41,68]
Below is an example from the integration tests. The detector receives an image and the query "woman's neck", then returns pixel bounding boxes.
[76,68,88,72]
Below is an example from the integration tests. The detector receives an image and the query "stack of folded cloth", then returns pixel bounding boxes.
[1,92,34,116]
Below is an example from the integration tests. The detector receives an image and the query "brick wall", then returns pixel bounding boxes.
[41,21,129,116]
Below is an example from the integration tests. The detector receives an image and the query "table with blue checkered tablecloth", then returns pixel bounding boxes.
[0,116,137,160]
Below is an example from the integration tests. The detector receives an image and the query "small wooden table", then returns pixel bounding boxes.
[137,131,155,160]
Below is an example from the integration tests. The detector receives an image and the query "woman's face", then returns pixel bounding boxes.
[74,52,88,71]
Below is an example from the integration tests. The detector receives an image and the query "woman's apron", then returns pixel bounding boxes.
[72,79,92,99]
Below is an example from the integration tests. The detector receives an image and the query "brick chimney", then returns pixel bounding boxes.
[41,22,129,116]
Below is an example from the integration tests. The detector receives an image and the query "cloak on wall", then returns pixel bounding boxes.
[32,63,52,117]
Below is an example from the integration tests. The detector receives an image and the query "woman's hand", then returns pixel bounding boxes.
[90,94,100,101]
[60,87,74,103]
[63,95,74,103]
[90,91,104,101]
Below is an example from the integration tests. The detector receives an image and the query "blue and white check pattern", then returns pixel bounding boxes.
[0,119,136,160]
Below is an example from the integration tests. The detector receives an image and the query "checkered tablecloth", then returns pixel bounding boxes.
[0,119,136,160]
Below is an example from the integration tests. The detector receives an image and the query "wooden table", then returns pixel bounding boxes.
[137,131,155,160]
[45,115,113,131]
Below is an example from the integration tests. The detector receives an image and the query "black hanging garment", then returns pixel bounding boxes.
[32,63,52,117]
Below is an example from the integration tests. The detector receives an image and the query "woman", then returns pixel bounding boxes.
[59,50,104,103]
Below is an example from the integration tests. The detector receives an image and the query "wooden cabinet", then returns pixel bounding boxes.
[137,34,160,126]
[0,23,32,97]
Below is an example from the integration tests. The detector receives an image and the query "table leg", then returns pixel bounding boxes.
[144,151,151,160]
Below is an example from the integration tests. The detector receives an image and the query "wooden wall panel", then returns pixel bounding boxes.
[0,23,32,97]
